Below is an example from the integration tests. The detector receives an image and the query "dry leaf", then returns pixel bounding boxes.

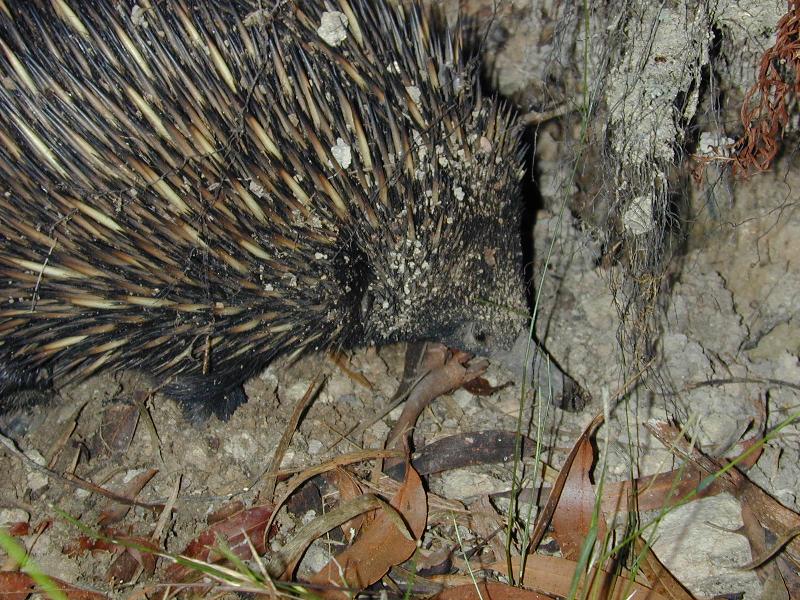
[435,581,556,599]
[309,463,427,598]
[330,468,367,538]
[633,536,696,600]
[551,428,600,560]
[105,536,158,584]
[97,468,157,525]
[0,572,107,600]
[164,503,274,582]
[526,413,603,555]
[487,554,672,600]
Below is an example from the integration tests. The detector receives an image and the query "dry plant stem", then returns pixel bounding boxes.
[44,403,83,467]
[267,494,385,578]
[263,448,405,537]
[383,346,486,470]
[260,373,324,503]
[134,390,163,464]
[153,475,181,545]
[97,468,158,525]
[360,474,466,519]
[684,376,800,394]
[469,495,509,564]
[335,342,431,452]
[328,351,373,389]
[0,431,163,512]
[645,420,800,568]
[519,102,573,125]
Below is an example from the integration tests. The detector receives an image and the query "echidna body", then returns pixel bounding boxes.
[0,0,528,417]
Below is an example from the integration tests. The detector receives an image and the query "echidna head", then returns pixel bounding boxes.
[319,75,529,360]
[337,184,528,359]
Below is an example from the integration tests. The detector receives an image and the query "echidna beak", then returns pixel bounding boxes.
[491,330,591,412]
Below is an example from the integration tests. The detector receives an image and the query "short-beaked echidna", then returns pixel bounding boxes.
[0,0,582,418]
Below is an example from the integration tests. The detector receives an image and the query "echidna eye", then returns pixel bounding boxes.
[474,330,487,344]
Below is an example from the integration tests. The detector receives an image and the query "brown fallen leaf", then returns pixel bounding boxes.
[468,495,508,566]
[308,463,427,599]
[434,581,556,599]
[264,448,404,537]
[271,494,386,578]
[164,503,274,582]
[633,536,695,600]
[484,554,673,600]
[463,377,512,396]
[495,466,716,520]
[97,468,158,525]
[329,467,367,539]
[3,522,30,537]
[551,423,604,560]
[105,535,158,584]
[385,430,551,480]
[207,500,246,524]
[738,502,800,596]
[0,572,107,600]
[601,467,714,515]
[95,402,139,456]
[62,530,120,558]
[645,418,800,568]
[385,348,487,458]
[524,413,604,557]
[0,571,36,600]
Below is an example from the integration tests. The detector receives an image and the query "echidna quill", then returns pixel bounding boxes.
[0,0,587,419]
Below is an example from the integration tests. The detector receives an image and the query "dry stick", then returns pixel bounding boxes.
[325,376,423,453]
[330,342,431,453]
[684,376,800,394]
[0,431,167,513]
[263,448,405,542]
[327,350,373,389]
[153,474,182,545]
[45,414,79,469]
[260,373,325,503]
[133,390,164,465]
[384,350,485,458]
[645,419,800,568]
[519,102,573,126]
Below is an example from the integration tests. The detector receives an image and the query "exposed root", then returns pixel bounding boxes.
[731,0,800,176]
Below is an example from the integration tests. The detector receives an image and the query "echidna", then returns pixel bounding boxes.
[0,0,583,419]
